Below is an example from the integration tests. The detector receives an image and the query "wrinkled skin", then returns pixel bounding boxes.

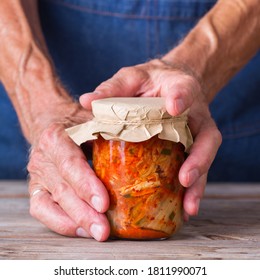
[80,59,222,220]
[7,0,260,242]
[28,121,111,241]
[27,59,221,242]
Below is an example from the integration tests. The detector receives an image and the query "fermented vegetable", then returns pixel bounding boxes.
[93,135,185,240]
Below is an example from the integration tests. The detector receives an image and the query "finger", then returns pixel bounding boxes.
[59,155,110,213]
[29,146,110,241]
[179,123,222,187]
[50,181,110,242]
[79,92,103,110]
[183,174,207,216]
[29,188,85,237]
[38,124,110,213]
[80,66,150,109]
[163,73,201,116]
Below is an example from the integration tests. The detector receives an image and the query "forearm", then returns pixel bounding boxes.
[0,0,87,144]
[162,0,260,102]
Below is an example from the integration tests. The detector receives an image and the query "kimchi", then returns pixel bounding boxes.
[93,135,185,240]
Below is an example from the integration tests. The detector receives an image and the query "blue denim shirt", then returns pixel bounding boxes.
[1,0,260,180]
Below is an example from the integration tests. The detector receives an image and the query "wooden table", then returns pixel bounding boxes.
[0,181,259,260]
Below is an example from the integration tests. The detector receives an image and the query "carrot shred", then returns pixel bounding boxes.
[93,136,185,240]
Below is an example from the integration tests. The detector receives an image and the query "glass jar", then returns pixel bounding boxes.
[93,135,185,240]
[66,97,192,240]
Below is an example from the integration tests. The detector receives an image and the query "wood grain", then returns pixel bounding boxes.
[0,181,259,260]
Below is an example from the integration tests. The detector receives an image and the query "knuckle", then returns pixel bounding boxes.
[117,66,132,76]
[76,179,89,198]
[57,153,91,196]
[58,156,78,176]
[73,211,87,226]
[38,123,62,151]
[51,183,69,203]
[27,150,42,174]
[96,65,148,95]
[27,157,36,174]
[59,157,90,198]
[55,223,74,236]
[117,66,148,82]
[186,74,200,88]
[202,129,222,172]
[72,206,96,228]
[178,72,201,91]
[173,67,201,90]
[182,76,200,96]
[202,155,214,173]
[208,122,223,147]
[214,129,223,147]
[96,80,114,92]
[166,76,199,103]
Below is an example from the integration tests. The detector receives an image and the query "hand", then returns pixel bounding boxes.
[27,117,110,241]
[80,59,222,220]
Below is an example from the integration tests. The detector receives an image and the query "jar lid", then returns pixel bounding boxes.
[66,97,193,151]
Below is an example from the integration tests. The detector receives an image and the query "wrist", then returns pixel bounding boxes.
[161,26,217,102]
[0,1,92,145]
[21,76,93,144]
[29,99,92,146]
[2,43,91,144]
[162,0,260,102]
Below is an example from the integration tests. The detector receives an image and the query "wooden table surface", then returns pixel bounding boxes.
[0,180,259,260]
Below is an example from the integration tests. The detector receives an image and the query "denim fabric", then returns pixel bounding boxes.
[0,0,260,181]
[0,83,29,179]
[38,0,215,97]
[209,54,260,181]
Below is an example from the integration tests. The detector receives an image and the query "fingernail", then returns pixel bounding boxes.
[91,195,102,212]
[174,98,185,114]
[188,169,199,186]
[76,227,88,238]
[90,223,103,241]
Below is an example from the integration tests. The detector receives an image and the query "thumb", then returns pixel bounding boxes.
[163,74,200,116]
[80,66,149,109]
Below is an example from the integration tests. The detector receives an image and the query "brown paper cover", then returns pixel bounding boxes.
[66,97,193,151]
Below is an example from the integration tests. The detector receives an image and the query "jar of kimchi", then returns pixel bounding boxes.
[67,97,193,240]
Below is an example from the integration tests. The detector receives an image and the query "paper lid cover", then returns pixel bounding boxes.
[66,97,193,150]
